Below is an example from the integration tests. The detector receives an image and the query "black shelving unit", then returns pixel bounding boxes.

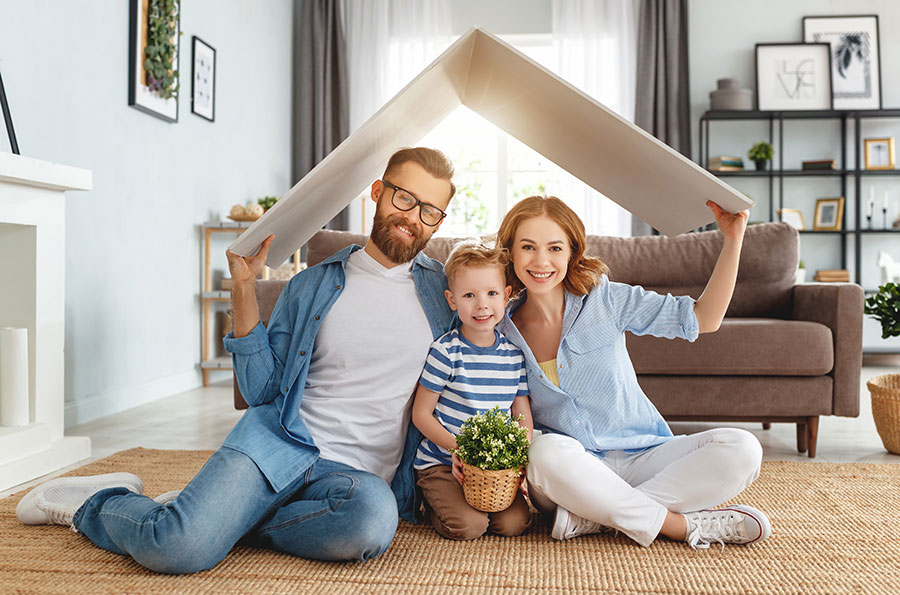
[699,109,900,285]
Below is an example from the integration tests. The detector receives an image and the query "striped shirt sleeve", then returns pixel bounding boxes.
[419,340,452,393]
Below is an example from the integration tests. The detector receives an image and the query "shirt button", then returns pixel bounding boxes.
[336,285,341,289]
[315,315,320,320]
[300,351,306,356]
[283,387,289,392]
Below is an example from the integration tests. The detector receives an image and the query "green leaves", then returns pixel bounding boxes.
[257,196,279,210]
[865,282,900,339]
[144,0,180,100]
[748,141,774,161]
[455,407,529,471]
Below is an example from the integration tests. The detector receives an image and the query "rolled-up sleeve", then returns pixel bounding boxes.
[606,280,699,342]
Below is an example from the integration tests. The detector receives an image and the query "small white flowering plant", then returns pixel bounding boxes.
[455,407,529,471]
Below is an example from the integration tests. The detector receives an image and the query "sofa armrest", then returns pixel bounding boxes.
[791,283,863,417]
[232,279,290,410]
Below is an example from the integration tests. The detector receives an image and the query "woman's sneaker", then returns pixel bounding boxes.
[683,505,771,551]
[16,472,144,528]
[551,505,604,540]
[153,489,182,506]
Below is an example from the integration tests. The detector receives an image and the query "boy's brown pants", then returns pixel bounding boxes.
[416,465,532,540]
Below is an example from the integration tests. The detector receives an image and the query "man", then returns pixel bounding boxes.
[16,147,457,573]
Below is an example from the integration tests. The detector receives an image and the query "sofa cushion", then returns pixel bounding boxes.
[587,222,798,318]
[627,318,833,376]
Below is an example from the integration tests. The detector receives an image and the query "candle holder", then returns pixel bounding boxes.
[884,208,889,230]
[867,214,873,230]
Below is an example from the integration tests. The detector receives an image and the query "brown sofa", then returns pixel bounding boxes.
[233,222,863,458]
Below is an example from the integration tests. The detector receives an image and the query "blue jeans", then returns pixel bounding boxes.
[72,446,398,574]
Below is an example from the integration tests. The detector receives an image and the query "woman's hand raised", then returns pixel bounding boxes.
[706,201,749,243]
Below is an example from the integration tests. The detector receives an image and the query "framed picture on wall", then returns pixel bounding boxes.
[813,197,845,231]
[128,0,180,122]
[0,66,19,154]
[864,137,895,170]
[803,14,881,110]
[755,43,833,111]
[191,36,216,122]
[777,208,806,230]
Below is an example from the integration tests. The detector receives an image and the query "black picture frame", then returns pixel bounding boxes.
[0,66,19,154]
[755,43,833,111]
[803,14,882,110]
[191,36,216,122]
[128,0,180,122]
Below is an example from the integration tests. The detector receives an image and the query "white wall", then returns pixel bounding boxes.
[0,0,294,425]
[689,0,900,352]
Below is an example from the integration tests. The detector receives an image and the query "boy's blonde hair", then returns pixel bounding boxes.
[443,239,509,287]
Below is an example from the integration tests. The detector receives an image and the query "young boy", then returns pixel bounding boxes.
[411,240,534,541]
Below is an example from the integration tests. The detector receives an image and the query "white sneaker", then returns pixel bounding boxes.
[683,505,771,551]
[153,489,181,506]
[16,472,144,527]
[550,505,604,541]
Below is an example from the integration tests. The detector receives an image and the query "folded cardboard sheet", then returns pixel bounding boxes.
[229,28,753,266]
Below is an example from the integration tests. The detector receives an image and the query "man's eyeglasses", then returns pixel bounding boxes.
[382,180,447,227]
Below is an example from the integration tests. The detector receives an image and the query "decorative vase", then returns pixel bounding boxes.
[867,374,900,455]
[755,159,768,171]
[795,268,807,284]
[461,462,521,512]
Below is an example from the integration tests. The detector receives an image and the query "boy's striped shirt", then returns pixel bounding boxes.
[414,328,528,470]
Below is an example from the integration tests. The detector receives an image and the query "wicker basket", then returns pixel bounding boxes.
[461,462,521,512]
[867,374,900,455]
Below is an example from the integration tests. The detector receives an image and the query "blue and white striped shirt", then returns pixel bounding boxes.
[414,329,529,469]
[495,276,699,457]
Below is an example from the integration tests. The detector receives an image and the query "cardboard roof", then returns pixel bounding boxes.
[230,27,753,266]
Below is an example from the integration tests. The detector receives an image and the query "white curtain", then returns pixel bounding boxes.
[552,0,638,237]
[340,0,452,232]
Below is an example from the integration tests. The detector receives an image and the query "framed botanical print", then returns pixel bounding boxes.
[864,137,895,170]
[803,15,882,110]
[128,0,180,122]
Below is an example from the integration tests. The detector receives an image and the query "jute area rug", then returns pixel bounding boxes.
[1,448,899,594]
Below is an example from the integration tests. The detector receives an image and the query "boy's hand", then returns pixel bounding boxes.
[706,201,749,242]
[451,452,464,485]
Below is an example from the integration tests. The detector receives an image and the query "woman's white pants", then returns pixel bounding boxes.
[526,428,763,546]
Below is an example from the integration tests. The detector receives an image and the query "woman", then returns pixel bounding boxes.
[495,196,769,550]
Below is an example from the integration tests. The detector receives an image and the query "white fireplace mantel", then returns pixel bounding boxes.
[0,152,92,492]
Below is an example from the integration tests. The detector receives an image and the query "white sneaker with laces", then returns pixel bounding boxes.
[16,472,144,528]
[683,505,771,551]
[550,505,604,541]
[153,489,182,506]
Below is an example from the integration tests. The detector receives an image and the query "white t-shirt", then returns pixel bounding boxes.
[298,248,434,483]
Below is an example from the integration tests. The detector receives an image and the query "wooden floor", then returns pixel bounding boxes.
[3,357,899,499]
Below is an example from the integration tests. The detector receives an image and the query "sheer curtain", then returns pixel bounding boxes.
[340,0,452,232]
[551,0,638,237]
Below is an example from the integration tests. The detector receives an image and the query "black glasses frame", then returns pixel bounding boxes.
[381,180,447,226]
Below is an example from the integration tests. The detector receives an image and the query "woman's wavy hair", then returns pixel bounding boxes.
[496,196,609,296]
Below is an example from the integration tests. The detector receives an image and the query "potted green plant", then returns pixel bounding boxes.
[748,141,774,171]
[796,260,807,284]
[864,283,900,454]
[455,407,530,512]
[257,196,279,210]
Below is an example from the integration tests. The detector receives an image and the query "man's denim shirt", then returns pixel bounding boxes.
[222,245,455,522]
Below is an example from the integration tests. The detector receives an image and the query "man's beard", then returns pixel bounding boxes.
[370,209,429,265]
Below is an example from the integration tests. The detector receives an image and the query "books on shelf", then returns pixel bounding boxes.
[813,269,850,282]
[708,156,744,171]
[802,159,837,170]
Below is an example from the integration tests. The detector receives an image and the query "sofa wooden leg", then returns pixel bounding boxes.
[806,416,819,458]
[762,423,771,430]
[796,422,808,453]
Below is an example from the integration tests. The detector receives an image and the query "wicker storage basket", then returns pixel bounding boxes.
[867,374,900,455]
[461,462,521,512]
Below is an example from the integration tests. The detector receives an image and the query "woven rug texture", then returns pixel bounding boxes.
[1,448,899,594]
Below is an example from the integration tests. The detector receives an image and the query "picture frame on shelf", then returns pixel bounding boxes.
[864,137,895,170]
[777,208,806,230]
[813,197,845,231]
[803,14,882,110]
[128,0,181,122]
[755,43,833,111]
[0,66,19,154]
[191,36,216,122]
